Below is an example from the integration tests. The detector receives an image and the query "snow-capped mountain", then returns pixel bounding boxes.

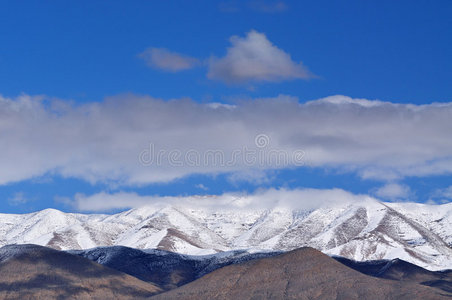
[0,199,451,270]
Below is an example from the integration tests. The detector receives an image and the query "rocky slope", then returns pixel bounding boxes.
[0,244,161,299]
[69,246,280,290]
[0,199,451,270]
[71,245,452,295]
[151,247,451,300]
[334,256,452,293]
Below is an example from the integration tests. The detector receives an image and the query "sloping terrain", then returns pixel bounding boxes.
[0,244,161,299]
[72,245,452,295]
[151,247,452,300]
[0,244,451,299]
[69,246,281,290]
[0,199,451,270]
[335,256,452,293]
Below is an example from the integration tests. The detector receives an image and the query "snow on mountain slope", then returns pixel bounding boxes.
[0,199,451,270]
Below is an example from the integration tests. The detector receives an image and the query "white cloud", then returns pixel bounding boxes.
[439,186,452,199]
[207,30,314,83]
[139,47,199,72]
[429,186,452,203]
[8,192,28,206]
[73,188,375,212]
[227,169,272,185]
[1,93,452,186]
[196,183,209,191]
[248,1,288,13]
[374,183,412,200]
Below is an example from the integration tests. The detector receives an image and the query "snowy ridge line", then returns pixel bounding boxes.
[0,199,451,270]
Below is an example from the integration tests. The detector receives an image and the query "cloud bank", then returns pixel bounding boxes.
[374,183,412,200]
[1,94,452,186]
[139,47,199,72]
[207,30,314,83]
[73,188,374,212]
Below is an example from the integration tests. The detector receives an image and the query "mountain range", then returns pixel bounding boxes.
[150,247,451,300]
[1,244,450,299]
[1,198,451,270]
[70,245,452,296]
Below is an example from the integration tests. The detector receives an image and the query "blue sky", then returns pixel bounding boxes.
[0,0,451,213]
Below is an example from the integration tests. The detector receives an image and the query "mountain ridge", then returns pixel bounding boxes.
[2,244,451,299]
[0,244,162,299]
[68,244,452,294]
[1,199,451,270]
[150,247,451,300]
